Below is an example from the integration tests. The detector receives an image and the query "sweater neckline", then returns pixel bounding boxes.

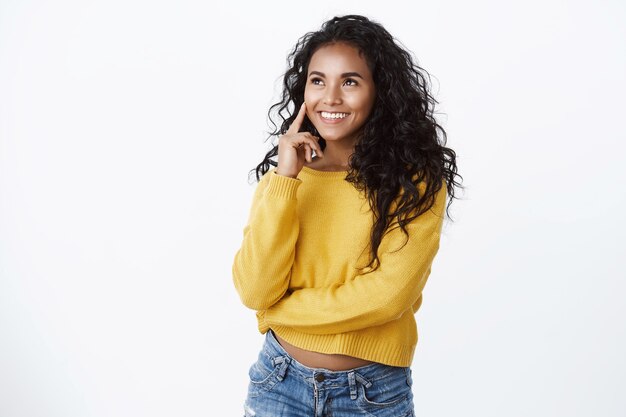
[300,165,349,179]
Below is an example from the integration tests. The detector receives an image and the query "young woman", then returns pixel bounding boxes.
[232,14,462,416]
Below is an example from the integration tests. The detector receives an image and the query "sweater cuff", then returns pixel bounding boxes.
[264,171,301,199]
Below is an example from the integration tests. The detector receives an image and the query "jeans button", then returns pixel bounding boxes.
[315,373,325,382]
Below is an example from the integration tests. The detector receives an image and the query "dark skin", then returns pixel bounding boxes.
[272,42,378,370]
[276,42,376,176]
[274,333,374,370]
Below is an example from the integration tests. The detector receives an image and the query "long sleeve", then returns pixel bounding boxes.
[232,169,302,310]
[262,183,447,335]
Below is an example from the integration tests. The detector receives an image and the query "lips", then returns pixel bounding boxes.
[318,111,350,124]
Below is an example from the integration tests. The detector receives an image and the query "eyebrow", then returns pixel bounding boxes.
[308,71,364,79]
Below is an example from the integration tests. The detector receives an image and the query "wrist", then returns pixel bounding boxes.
[274,169,297,179]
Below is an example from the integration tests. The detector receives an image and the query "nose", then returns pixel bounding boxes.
[323,85,342,105]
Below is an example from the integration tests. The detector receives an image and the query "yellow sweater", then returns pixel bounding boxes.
[232,166,447,367]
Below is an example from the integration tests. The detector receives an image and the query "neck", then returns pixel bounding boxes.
[318,138,356,168]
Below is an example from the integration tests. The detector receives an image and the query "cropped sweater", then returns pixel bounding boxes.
[232,166,447,367]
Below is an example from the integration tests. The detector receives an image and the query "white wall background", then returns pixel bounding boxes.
[1,0,624,416]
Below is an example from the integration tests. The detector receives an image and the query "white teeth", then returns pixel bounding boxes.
[321,111,349,119]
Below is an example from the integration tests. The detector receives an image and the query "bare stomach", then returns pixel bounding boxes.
[273,331,375,371]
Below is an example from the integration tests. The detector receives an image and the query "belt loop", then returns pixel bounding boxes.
[348,372,372,400]
[273,356,290,381]
[355,372,372,388]
[348,371,357,400]
[406,367,413,386]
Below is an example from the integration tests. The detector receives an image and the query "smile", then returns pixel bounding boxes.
[319,111,350,124]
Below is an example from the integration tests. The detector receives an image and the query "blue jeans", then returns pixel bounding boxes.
[243,329,416,417]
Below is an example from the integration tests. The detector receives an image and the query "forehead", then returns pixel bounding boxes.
[308,43,371,76]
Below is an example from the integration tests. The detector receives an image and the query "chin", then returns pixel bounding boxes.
[320,133,352,142]
[315,128,346,139]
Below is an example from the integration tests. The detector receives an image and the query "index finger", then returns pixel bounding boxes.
[286,102,308,135]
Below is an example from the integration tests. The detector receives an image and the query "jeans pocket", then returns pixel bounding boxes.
[247,354,287,398]
[358,382,410,407]
[356,368,413,415]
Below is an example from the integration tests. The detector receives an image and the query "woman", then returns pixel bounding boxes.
[232,14,462,416]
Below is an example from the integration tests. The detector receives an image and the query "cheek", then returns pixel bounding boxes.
[304,88,317,104]
[361,91,376,115]
[350,94,374,113]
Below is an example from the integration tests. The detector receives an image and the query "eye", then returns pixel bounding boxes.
[344,78,358,86]
[310,77,324,85]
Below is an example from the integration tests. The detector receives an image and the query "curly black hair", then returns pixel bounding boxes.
[250,14,463,273]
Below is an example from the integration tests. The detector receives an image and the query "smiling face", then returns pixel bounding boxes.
[304,42,376,146]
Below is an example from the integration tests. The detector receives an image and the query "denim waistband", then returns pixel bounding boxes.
[262,329,410,392]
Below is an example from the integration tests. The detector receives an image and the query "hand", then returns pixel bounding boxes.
[275,102,324,178]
